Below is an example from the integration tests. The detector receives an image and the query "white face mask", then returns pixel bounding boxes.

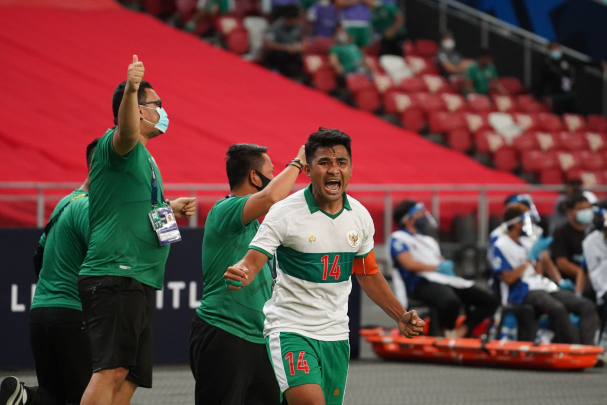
[442,39,455,50]
[336,32,349,44]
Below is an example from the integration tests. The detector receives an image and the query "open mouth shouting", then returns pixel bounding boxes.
[324,179,342,195]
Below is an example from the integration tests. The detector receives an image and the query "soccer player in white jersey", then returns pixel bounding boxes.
[224,129,424,405]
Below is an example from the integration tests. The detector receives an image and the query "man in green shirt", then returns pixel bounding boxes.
[0,139,98,405]
[465,49,508,95]
[78,56,196,405]
[189,143,306,404]
[370,0,405,56]
[329,27,369,75]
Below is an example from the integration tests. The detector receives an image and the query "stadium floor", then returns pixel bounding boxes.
[4,291,607,404]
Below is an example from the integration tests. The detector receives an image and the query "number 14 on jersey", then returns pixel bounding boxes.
[321,255,341,281]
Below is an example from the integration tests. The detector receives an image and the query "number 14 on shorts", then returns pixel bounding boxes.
[285,351,310,375]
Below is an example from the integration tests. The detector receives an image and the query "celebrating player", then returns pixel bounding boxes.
[224,128,424,405]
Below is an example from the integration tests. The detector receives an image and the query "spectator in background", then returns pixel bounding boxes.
[550,179,598,235]
[551,194,594,295]
[464,49,508,95]
[536,42,577,115]
[329,27,373,76]
[265,7,305,80]
[335,0,372,49]
[272,0,300,19]
[306,0,339,38]
[185,0,233,33]
[370,0,405,56]
[437,31,468,76]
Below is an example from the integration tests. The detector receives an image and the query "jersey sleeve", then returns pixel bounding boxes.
[248,205,285,259]
[355,211,375,258]
[95,128,138,173]
[491,245,514,273]
[211,196,251,237]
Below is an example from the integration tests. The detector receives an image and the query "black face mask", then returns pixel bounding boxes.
[414,217,429,231]
[253,170,272,191]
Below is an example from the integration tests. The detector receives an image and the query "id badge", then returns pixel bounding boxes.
[148,207,182,245]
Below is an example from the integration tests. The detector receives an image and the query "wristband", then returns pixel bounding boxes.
[287,163,302,173]
[226,279,242,288]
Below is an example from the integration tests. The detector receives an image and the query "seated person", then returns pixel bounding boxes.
[492,204,597,345]
[271,0,300,19]
[552,193,594,295]
[536,41,577,115]
[370,0,405,56]
[390,200,499,338]
[335,0,372,49]
[265,7,305,80]
[185,0,233,33]
[329,27,372,75]
[465,48,508,95]
[306,0,339,38]
[583,207,607,340]
[436,31,468,76]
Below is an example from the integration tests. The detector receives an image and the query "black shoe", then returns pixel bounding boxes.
[0,377,24,405]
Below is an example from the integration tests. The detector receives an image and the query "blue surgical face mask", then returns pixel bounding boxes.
[550,50,562,60]
[576,208,594,225]
[141,106,169,133]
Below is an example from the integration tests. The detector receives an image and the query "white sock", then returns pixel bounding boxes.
[22,387,28,404]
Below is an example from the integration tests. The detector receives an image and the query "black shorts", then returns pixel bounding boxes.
[78,275,155,388]
[189,316,280,405]
[29,307,92,405]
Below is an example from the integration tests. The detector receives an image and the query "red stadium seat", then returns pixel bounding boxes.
[560,132,587,151]
[517,95,546,113]
[373,74,394,94]
[556,151,582,172]
[304,54,328,75]
[513,113,540,132]
[539,168,564,185]
[563,114,586,133]
[512,132,539,153]
[441,93,468,112]
[400,108,426,132]
[384,92,419,114]
[304,37,334,55]
[587,114,607,132]
[346,74,374,93]
[449,75,467,93]
[404,56,437,75]
[354,88,380,112]
[364,40,381,57]
[492,95,518,113]
[535,131,561,151]
[422,74,450,94]
[467,94,494,113]
[464,112,491,133]
[584,132,607,152]
[493,146,517,172]
[499,77,525,95]
[400,76,426,93]
[225,28,249,54]
[403,39,415,56]
[215,16,242,35]
[414,39,439,58]
[568,170,603,187]
[578,151,605,171]
[416,93,447,113]
[365,55,382,74]
[521,149,558,173]
[428,111,466,133]
[475,130,504,154]
[312,67,337,93]
[446,128,472,153]
[537,113,564,132]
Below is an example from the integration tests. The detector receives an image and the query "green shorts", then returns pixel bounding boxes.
[346,25,372,48]
[266,332,350,405]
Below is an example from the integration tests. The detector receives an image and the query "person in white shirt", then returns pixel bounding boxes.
[492,204,598,345]
[582,207,607,340]
[390,200,499,338]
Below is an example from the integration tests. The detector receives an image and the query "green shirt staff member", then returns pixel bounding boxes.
[465,48,508,95]
[370,0,405,56]
[189,143,306,405]
[78,56,196,405]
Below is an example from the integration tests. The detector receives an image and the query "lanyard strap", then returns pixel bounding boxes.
[149,157,165,206]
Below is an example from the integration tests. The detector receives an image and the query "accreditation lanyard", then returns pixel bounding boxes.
[149,157,165,207]
[148,157,181,245]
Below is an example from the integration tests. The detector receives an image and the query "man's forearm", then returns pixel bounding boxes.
[555,257,583,278]
[356,273,406,322]
[262,164,300,205]
[118,86,140,142]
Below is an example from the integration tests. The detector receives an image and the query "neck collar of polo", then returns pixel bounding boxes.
[304,183,351,215]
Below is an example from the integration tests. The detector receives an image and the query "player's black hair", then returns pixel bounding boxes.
[112,80,154,125]
[305,128,352,164]
[226,144,268,190]
[564,178,583,188]
[503,203,527,227]
[565,192,589,210]
[393,200,417,226]
[503,194,530,208]
[86,138,101,168]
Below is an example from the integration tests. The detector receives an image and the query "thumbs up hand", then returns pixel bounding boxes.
[127,54,145,93]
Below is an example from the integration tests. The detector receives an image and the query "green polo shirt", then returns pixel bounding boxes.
[466,62,498,94]
[371,3,405,37]
[330,43,364,73]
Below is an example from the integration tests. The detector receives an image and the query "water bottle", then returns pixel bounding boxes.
[500,313,518,341]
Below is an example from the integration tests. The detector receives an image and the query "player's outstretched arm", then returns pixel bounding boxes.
[114,55,144,156]
[224,249,270,291]
[242,146,306,225]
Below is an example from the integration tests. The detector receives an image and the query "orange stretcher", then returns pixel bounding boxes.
[361,328,604,370]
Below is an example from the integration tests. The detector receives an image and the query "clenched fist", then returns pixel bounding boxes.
[398,310,425,339]
[127,55,145,93]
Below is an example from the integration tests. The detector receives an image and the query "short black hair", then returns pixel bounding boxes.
[504,194,530,208]
[503,203,527,223]
[565,193,589,210]
[225,144,268,190]
[305,128,352,164]
[393,200,417,226]
[479,48,491,58]
[565,178,583,188]
[86,138,100,168]
[112,80,153,125]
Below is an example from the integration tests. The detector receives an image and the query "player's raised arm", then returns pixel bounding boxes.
[114,55,144,156]
[224,249,270,290]
[354,251,425,338]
